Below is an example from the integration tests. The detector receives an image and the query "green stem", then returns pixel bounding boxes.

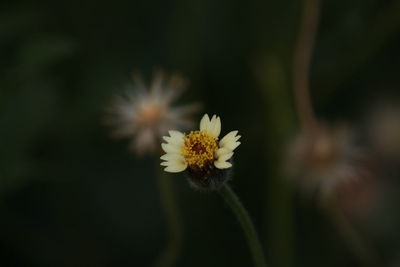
[325,203,381,267]
[219,184,268,267]
[256,56,295,267]
[153,169,183,267]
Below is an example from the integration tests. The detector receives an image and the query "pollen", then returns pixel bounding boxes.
[182,130,218,168]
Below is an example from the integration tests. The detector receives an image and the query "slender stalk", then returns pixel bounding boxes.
[293,0,321,131]
[219,184,267,267]
[153,169,183,267]
[256,57,295,267]
[324,203,381,267]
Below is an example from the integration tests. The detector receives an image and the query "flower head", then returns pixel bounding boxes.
[105,71,199,155]
[367,103,400,162]
[160,114,241,190]
[286,124,370,199]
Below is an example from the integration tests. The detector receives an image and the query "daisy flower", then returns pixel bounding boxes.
[286,124,371,199]
[105,71,199,155]
[160,114,241,190]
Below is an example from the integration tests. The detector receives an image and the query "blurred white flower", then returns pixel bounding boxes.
[286,124,371,199]
[367,104,400,162]
[335,168,380,219]
[105,71,200,155]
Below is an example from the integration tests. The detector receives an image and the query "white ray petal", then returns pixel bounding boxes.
[219,131,239,147]
[164,162,187,173]
[217,152,233,162]
[161,143,182,153]
[214,161,232,169]
[207,115,217,137]
[208,115,221,138]
[210,115,217,125]
[216,147,233,157]
[161,159,185,166]
[214,116,221,138]
[160,153,185,161]
[162,135,184,146]
[168,130,184,139]
[200,114,211,131]
[222,141,241,151]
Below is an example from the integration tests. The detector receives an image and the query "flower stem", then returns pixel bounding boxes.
[325,203,381,267]
[219,184,268,267]
[293,0,321,131]
[153,169,183,267]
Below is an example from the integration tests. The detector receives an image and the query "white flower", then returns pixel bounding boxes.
[160,114,241,173]
[367,104,400,161]
[105,71,199,155]
[286,124,369,199]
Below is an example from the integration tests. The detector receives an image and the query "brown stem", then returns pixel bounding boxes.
[322,200,382,267]
[293,0,321,131]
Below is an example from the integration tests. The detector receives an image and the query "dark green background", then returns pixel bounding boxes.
[1,0,400,266]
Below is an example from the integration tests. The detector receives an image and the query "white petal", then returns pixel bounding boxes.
[216,147,232,157]
[208,115,221,138]
[207,115,216,137]
[210,115,217,126]
[214,161,232,169]
[214,116,221,137]
[217,152,233,162]
[234,135,241,142]
[164,162,187,173]
[168,130,184,139]
[161,159,185,166]
[160,153,185,161]
[222,141,241,151]
[162,135,184,146]
[200,114,211,131]
[161,143,182,153]
[219,131,240,147]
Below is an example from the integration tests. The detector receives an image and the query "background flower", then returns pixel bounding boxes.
[105,71,200,155]
[366,102,400,162]
[285,124,372,199]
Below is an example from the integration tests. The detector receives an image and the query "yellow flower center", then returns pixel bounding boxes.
[182,130,218,168]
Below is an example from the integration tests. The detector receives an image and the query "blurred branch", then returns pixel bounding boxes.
[255,55,295,267]
[293,0,321,131]
[152,169,183,267]
[324,203,382,267]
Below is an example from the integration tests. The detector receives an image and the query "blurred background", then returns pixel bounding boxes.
[1,0,400,266]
